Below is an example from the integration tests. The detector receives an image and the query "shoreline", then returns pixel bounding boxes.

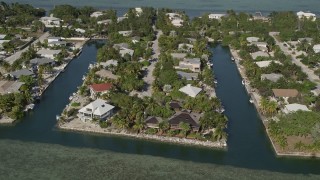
[57,118,227,149]
[229,47,320,158]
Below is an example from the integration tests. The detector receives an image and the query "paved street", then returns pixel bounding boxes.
[5,32,50,65]
[269,32,320,85]
[136,29,163,97]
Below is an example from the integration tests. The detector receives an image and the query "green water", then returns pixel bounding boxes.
[0,139,318,179]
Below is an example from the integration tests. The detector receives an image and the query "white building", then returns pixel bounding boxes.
[47,37,61,43]
[119,48,134,57]
[179,84,202,98]
[297,11,316,21]
[246,37,260,43]
[37,49,61,59]
[255,60,282,68]
[313,44,320,53]
[208,13,226,20]
[78,99,115,122]
[251,51,269,60]
[40,16,61,27]
[75,28,86,34]
[283,103,310,114]
[118,30,132,37]
[135,7,143,16]
[90,11,104,18]
[97,19,112,25]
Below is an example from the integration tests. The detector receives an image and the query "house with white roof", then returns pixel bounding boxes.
[177,71,198,81]
[135,7,143,16]
[297,11,316,21]
[246,37,260,43]
[0,34,6,40]
[97,19,112,25]
[255,60,282,68]
[78,99,115,122]
[75,28,86,34]
[117,17,128,22]
[208,13,226,20]
[251,42,268,52]
[99,60,118,67]
[37,49,62,59]
[313,44,320,53]
[48,41,67,47]
[40,16,61,27]
[119,48,134,57]
[261,73,283,82]
[118,30,132,37]
[171,19,184,27]
[171,53,187,60]
[176,58,201,72]
[90,11,104,18]
[47,37,61,43]
[283,103,310,114]
[179,84,202,97]
[251,51,269,60]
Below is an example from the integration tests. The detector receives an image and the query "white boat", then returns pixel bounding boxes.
[69,96,73,101]
[249,98,254,103]
[231,57,235,61]
[207,62,213,67]
[242,80,245,85]
[82,75,86,81]
[24,104,35,112]
[56,115,60,121]
[214,80,218,84]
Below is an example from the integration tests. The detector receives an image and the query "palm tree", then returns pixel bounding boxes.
[133,119,145,133]
[179,122,191,137]
[159,120,170,134]
[212,127,227,141]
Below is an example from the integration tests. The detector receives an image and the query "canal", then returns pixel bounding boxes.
[0,41,319,174]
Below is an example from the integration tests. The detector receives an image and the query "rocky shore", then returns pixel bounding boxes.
[58,118,227,149]
[0,116,15,125]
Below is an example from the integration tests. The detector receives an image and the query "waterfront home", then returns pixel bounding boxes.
[89,83,113,99]
[95,69,119,80]
[99,60,118,68]
[251,51,269,60]
[97,19,112,25]
[78,98,115,122]
[171,53,187,60]
[179,84,202,98]
[0,34,6,40]
[297,11,316,21]
[171,19,184,27]
[168,111,201,131]
[176,58,201,72]
[119,48,134,57]
[246,37,260,43]
[47,37,61,43]
[9,69,34,79]
[208,13,226,20]
[40,16,61,27]
[113,43,129,50]
[261,73,283,82]
[177,71,198,81]
[166,13,184,27]
[134,7,143,16]
[48,41,67,47]
[118,31,132,37]
[313,44,320,53]
[169,101,182,112]
[145,116,162,128]
[0,81,24,94]
[272,89,299,98]
[283,103,310,114]
[255,60,282,68]
[30,58,55,69]
[37,49,62,59]
[117,17,127,22]
[178,43,194,52]
[90,11,103,18]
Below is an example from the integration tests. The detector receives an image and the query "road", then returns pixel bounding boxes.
[137,29,163,97]
[269,32,320,85]
[5,32,50,65]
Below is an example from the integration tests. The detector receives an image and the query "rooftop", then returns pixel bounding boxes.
[168,111,201,129]
[10,69,34,78]
[179,84,202,97]
[261,73,283,82]
[90,83,113,92]
[79,99,114,116]
[283,103,310,114]
[177,71,198,80]
[95,69,119,80]
[30,58,55,66]
[0,81,24,94]
[255,60,281,68]
[37,49,61,55]
[272,89,299,98]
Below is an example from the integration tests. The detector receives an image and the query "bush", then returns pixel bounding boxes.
[67,108,78,117]
[167,129,179,137]
[99,121,111,128]
[71,102,80,107]
[145,128,158,135]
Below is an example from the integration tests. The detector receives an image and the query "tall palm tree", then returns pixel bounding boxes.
[179,122,191,137]
[159,120,170,134]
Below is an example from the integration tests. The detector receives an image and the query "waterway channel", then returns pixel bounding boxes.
[0,41,319,175]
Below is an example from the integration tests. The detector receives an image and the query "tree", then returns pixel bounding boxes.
[179,122,191,137]
[159,120,170,134]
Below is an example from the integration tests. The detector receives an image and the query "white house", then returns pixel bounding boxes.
[119,48,134,57]
[40,16,61,27]
[78,99,115,122]
[117,17,128,22]
[297,11,316,21]
[75,28,86,34]
[313,44,320,53]
[118,30,132,37]
[90,11,104,18]
[171,18,184,27]
[48,41,67,47]
[176,58,201,72]
[0,34,6,40]
[283,103,310,114]
[97,19,112,25]
[261,73,283,82]
[135,7,143,16]
[208,13,226,20]
[251,51,269,60]
[37,49,61,59]
[255,60,282,68]
[179,84,202,98]
[246,37,260,43]
[47,37,61,43]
